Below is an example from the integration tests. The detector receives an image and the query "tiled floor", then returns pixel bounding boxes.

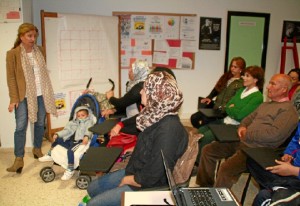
[0,141,87,206]
[0,120,260,205]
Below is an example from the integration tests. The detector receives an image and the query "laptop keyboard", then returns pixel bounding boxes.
[188,189,217,206]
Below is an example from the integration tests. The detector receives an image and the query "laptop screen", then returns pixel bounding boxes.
[161,150,240,206]
[161,150,183,206]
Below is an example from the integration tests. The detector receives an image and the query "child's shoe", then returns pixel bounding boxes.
[61,169,74,180]
[38,155,53,162]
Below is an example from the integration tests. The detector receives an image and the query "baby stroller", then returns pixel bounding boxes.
[39,93,121,189]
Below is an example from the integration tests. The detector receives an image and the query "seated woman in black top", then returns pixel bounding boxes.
[82,71,188,206]
[109,67,177,137]
[102,60,149,119]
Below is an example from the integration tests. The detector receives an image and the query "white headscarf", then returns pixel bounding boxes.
[126,60,150,92]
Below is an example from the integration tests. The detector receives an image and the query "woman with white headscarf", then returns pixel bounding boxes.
[83,71,188,206]
[101,59,150,119]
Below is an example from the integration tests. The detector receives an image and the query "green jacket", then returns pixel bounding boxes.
[214,78,243,112]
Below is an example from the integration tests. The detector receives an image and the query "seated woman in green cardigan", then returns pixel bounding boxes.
[196,65,265,163]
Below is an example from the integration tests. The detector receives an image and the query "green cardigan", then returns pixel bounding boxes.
[214,78,243,112]
[225,87,263,122]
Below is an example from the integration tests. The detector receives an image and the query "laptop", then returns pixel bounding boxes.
[242,147,284,168]
[199,108,225,119]
[208,124,240,143]
[89,118,119,135]
[79,147,122,172]
[161,151,240,206]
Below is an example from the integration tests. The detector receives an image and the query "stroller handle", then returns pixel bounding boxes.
[108,79,115,91]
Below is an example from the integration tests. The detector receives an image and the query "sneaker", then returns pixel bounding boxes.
[61,170,75,180]
[38,155,53,162]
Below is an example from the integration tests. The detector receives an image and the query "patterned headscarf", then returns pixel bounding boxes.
[126,60,150,92]
[20,44,57,123]
[136,71,183,131]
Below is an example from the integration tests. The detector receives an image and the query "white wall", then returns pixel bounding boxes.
[1,0,300,148]
[0,0,34,148]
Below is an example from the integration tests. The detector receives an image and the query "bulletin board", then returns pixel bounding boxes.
[41,10,119,138]
[113,12,197,70]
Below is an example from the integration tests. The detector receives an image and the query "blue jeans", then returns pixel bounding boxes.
[253,189,272,206]
[247,157,300,205]
[14,96,46,157]
[87,169,133,206]
[247,158,300,190]
[52,138,81,165]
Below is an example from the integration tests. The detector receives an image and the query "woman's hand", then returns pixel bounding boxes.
[101,109,116,118]
[119,175,141,188]
[8,103,18,113]
[266,159,299,177]
[106,90,114,100]
[281,154,294,163]
[200,98,211,104]
[110,124,122,138]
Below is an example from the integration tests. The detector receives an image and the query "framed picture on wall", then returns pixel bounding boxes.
[199,17,221,50]
[281,20,300,42]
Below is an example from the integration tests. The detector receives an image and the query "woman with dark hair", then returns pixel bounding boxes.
[6,23,57,173]
[287,68,300,118]
[82,71,188,206]
[196,65,265,164]
[190,56,246,129]
[287,68,300,100]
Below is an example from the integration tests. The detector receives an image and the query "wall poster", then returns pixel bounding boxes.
[199,17,222,50]
[281,20,300,43]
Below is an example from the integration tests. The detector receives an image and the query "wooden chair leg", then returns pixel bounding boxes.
[241,173,251,205]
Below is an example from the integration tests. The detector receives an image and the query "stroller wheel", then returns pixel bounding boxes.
[40,166,52,178]
[41,168,55,183]
[76,175,91,190]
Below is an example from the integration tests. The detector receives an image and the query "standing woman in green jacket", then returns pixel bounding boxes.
[6,23,57,173]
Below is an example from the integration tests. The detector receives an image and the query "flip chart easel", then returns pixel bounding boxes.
[40,10,119,138]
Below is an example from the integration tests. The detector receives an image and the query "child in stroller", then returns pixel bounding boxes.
[39,105,95,180]
[39,93,103,183]
[39,93,122,189]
